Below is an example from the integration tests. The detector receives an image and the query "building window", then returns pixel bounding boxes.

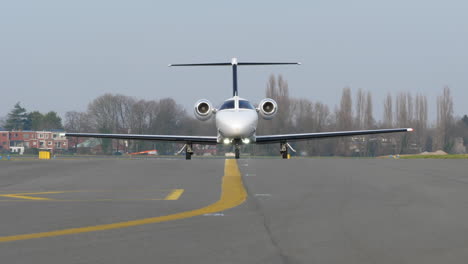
[33,142,37,145]
[40,141,44,147]
[15,133,18,137]
[24,134,29,139]
[39,134,44,139]
[55,142,61,148]
[48,141,52,146]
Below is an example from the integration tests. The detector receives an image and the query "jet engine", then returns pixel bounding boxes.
[194,99,214,121]
[258,98,278,120]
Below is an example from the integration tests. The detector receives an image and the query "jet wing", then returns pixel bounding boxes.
[64,133,218,145]
[255,128,412,144]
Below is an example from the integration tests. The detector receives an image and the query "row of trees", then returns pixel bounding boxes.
[256,76,467,156]
[1,103,63,131]
[64,95,214,154]
[2,75,466,156]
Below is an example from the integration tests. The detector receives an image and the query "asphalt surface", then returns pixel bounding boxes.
[1,158,468,263]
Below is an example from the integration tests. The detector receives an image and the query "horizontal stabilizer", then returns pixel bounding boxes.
[169,62,231,67]
[169,58,300,96]
[169,60,301,67]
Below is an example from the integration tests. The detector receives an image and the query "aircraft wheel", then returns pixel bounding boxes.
[235,148,240,159]
[281,151,288,159]
[186,152,192,160]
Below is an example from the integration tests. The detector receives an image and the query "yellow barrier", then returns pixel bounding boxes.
[39,151,51,160]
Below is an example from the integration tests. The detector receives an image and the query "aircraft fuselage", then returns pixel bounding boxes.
[215,96,258,144]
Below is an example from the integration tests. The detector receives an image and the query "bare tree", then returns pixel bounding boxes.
[265,74,292,134]
[355,88,365,129]
[364,91,374,129]
[335,87,353,155]
[256,74,295,155]
[396,92,408,128]
[383,93,393,128]
[337,87,353,130]
[407,92,414,126]
[64,111,93,133]
[436,86,454,152]
[64,111,93,151]
[414,94,428,151]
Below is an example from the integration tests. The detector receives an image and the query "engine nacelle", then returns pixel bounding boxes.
[257,98,278,120]
[194,99,214,121]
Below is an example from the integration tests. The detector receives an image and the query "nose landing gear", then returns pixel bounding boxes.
[235,145,240,159]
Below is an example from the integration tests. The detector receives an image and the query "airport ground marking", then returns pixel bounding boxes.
[254,194,272,197]
[164,189,184,200]
[0,191,65,201]
[0,159,246,243]
[0,189,184,202]
[0,194,53,201]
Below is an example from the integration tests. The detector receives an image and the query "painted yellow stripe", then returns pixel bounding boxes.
[164,189,184,200]
[0,191,67,196]
[0,191,65,196]
[0,191,65,201]
[0,159,246,243]
[0,195,52,201]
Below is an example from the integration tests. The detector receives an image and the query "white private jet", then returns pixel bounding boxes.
[65,58,413,159]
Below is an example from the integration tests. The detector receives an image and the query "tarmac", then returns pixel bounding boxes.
[1,157,468,264]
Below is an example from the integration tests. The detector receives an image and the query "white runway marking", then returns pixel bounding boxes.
[203,213,225,216]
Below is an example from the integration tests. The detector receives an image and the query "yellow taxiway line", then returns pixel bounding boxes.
[0,189,184,202]
[0,191,65,201]
[164,189,185,200]
[0,195,52,201]
[0,159,246,243]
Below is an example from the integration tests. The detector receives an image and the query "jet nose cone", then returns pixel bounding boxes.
[216,111,258,138]
[229,123,243,135]
[220,120,243,137]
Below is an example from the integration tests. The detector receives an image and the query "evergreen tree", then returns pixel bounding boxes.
[462,115,468,126]
[42,111,63,130]
[28,111,44,130]
[4,102,28,130]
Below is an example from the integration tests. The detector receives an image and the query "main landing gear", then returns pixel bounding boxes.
[185,143,193,160]
[280,142,288,159]
[280,142,296,159]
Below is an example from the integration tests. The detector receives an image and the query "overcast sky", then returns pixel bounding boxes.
[1,0,467,121]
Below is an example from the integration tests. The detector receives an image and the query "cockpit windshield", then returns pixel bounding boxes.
[219,100,235,110]
[239,100,255,110]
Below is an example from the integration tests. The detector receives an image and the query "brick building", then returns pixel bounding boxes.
[0,130,9,152]
[0,130,69,154]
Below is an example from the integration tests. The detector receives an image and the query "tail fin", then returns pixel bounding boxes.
[169,58,300,96]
